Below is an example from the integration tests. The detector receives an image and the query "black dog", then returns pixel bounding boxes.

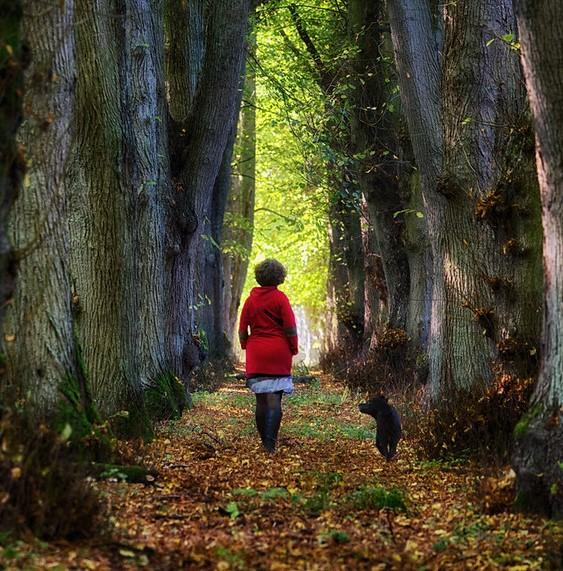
[359,396,402,460]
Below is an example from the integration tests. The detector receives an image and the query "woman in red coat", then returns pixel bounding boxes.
[239,259,298,453]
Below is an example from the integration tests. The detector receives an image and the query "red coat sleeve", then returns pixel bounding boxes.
[280,293,299,355]
[238,298,250,350]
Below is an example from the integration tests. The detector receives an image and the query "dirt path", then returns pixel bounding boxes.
[3,378,561,569]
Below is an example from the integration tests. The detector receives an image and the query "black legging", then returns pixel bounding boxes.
[255,391,283,453]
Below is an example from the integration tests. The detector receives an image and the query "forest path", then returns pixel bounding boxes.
[11,378,562,569]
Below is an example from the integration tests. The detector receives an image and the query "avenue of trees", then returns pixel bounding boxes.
[0,0,561,519]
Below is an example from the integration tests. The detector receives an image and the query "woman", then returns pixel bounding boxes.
[239,259,298,453]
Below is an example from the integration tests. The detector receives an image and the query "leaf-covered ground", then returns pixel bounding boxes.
[1,378,561,570]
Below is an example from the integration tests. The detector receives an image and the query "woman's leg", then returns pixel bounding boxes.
[255,393,267,442]
[255,392,283,453]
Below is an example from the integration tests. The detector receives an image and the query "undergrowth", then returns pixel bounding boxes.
[0,408,103,539]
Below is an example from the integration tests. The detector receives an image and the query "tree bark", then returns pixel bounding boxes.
[388,0,542,404]
[327,194,365,349]
[348,0,412,336]
[3,0,77,413]
[223,43,257,350]
[513,0,563,518]
[167,0,252,378]
[69,0,154,416]
[0,1,24,315]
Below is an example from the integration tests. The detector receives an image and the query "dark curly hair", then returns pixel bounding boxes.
[254,258,287,286]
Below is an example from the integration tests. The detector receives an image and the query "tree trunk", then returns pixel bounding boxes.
[327,194,365,349]
[388,0,542,405]
[197,120,240,359]
[360,198,387,347]
[512,0,563,518]
[223,46,257,350]
[0,1,24,315]
[3,0,77,413]
[167,0,252,379]
[69,0,153,416]
[348,0,411,336]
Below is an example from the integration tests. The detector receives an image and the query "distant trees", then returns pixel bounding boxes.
[512,0,563,518]
[2,0,252,422]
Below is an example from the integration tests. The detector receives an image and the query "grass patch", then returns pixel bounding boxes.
[319,530,350,544]
[215,546,246,570]
[347,484,407,511]
[286,383,351,408]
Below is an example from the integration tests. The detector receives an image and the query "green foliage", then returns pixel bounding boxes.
[241,2,343,319]
[301,489,332,517]
[513,403,542,438]
[224,501,241,519]
[285,417,372,441]
[215,546,246,570]
[144,373,187,422]
[347,484,407,511]
[319,530,350,544]
[54,376,115,461]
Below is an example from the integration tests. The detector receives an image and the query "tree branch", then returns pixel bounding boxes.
[287,3,332,93]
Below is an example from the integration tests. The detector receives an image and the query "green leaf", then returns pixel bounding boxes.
[119,549,136,558]
[225,501,241,519]
[60,423,73,442]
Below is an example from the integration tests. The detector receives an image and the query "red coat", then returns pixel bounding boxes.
[239,286,298,377]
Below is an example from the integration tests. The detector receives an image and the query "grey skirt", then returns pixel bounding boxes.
[246,376,294,395]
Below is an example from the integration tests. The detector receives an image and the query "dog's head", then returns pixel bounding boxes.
[358,395,389,417]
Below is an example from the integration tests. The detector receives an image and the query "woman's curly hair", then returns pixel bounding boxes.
[254,258,287,287]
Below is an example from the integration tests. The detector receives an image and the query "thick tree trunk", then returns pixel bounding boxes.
[69,0,153,416]
[3,0,77,413]
[513,0,563,518]
[167,0,252,379]
[388,0,542,404]
[121,0,170,388]
[1,0,253,425]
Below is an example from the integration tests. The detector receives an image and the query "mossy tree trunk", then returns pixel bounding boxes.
[3,1,253,424]
[69,0,170,417]
[388,0,542,405]
[512,0,563,518]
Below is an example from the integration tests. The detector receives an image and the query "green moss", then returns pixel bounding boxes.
[90,462,154,483]
[347,484,407,511]
[54,376,115,461]
[513,490,531,511]
[144,373,187,421]
[514,404,543,438]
